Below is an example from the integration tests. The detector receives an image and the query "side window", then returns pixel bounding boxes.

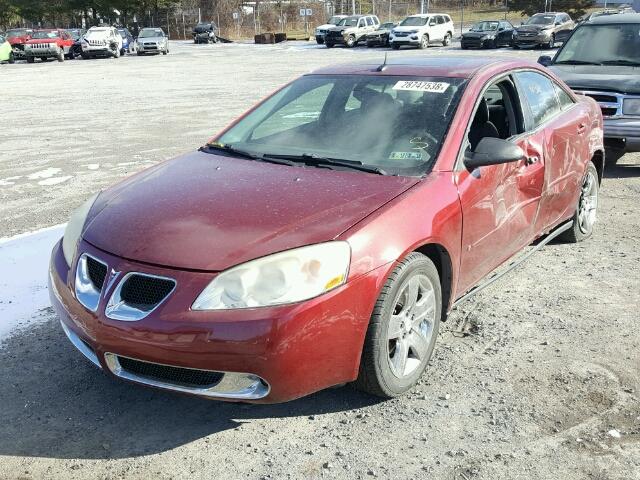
[515,71,561,129]
[366,17,373,26]
[374,17,380,25]
[358,18,365,28]
[444,15,452,23]
[428,17,437,26]
[437,16,445,25]
[252,82,334,139]
[554,83,575,110]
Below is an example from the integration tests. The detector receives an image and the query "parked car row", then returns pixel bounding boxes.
[316,10,622,51]
[0,25,168,64]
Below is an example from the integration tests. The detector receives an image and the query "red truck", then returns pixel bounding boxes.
[5,28,32,60]
[24,29,75,63]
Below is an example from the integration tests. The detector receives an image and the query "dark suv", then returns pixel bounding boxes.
[539,13,640,162]
[513,12,574,48]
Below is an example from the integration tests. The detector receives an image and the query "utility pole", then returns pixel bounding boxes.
[421,0,424,14]
[352,0,356,15]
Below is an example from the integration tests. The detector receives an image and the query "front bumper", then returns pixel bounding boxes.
[513,34,549,47]
[49,239,382,403]
[82,45,112,56]
[461,37,493,48]
[603,117,640,151]
[366,35,388,46]
[389,36,420,46]
[138,43,165,53]
[25,47,59,58]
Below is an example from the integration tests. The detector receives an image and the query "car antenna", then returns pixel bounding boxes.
[376,52,388,72]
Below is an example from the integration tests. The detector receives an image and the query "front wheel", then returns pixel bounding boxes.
[546,34,555,49]
[346,35,356,48]
[391,43,400,50]
[442,33,451,46]
[325,42,334,48]
[559,162,599,243]
[26,56,34,63]
[8,51,15,64]
[355,252,441,398]
[57,49,65,62]
[418,34,429,49]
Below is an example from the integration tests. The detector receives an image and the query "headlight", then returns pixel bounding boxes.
[192,242,351,310]
[484,34,495,39]
[62,193,99,267]
[623,98,640,115]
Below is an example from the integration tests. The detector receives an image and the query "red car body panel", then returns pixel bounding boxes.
[82,152,419,271]
[26,30,74,51]
[49,57,604,402]
[7,34,30,46]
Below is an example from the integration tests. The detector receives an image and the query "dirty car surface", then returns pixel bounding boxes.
[49,56,604,403]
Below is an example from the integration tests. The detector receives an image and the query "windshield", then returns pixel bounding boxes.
[526,14,555,25]
[338,17,359,27]
[401,16,428,27]
[214,75,466,176]
[328,16,343,25]
[555,23,640,65]
[139,29,164,38]
[31,31,59,39]
[7,30,27,38]
[471,21,499,31]
[118,30,128,38]
[68,30,82,40]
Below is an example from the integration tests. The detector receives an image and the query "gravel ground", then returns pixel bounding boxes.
[1,40,639,480]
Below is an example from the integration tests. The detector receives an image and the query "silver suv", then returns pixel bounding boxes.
[325,15,380,48]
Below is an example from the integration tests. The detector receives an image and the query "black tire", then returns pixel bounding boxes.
[605,148,625,166]
[81,52,89,59]
[558,162,599,243]
[316,38,324,45]
[418,34,429,49]
[26,56,34,63]
[346,35,356,48]
[461,44,468,50]
[366,41,373,48]
[57,48,64,62]
[443,32,451,46]
[391,43,400,50]
[355,252,441,398]
[326,42,334,48]
[162,49,168,55]
[8,51,15,64]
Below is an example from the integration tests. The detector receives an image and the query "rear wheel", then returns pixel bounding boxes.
[27,56,34,63]
[546,34,555,49]
[418,34,429,49]
[355,252,441,398]
[443,32,451,46]
[316,38,324,45]
[326,42,334,48]
[559,162,599,243]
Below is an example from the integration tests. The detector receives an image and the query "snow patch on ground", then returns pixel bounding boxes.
[27,167,61,180]
[85,163,100,170]
[38,176,73,186]
[0,224,65,342]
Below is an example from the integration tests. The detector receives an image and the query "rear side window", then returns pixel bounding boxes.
[366,17,373,26]
[554,83,574,110]
[437,16,445,25]
[515,71,561,128]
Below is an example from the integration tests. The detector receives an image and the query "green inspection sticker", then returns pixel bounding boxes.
[389,151,424,161]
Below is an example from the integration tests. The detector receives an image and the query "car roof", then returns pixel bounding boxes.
[587,12,640,23]
[309,56,532,79]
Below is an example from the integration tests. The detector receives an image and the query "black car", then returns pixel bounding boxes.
[193,22,217,44]
[513,12,575,48]
[365,22,397,47]
[67,28,86,59]
[461,20,514,49]
[539,13,640,162]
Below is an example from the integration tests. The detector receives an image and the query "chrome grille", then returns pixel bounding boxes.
[75,254,108,312]
[577,90,624,118]
[30,43,53,49]
[105,272,176,321]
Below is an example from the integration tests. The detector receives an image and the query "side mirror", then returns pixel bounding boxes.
[537,55,552,66]
[464,138,524,170]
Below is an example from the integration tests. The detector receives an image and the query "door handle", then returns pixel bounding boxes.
[525,156,539,166]
[577,123,587,134]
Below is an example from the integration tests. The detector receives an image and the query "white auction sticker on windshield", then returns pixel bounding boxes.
[389,151,423,161]
[392,81,450,93]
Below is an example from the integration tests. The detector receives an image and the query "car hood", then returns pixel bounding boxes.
[27,39,60,44]
[8,36,29,44]
[516,25,549,33]
[392,25,424,33]
[549,64,640,95]
[83,151,419,271]
[462,31,495,38]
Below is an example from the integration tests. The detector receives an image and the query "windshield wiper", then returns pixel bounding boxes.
[600,60,640,67]
[553,60,603,65]
[263,153,388,175]
[200,143,298,167]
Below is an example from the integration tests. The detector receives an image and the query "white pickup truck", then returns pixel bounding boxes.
[81,26,123,59]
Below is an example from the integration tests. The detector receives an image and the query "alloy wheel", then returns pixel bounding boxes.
[578,169,598,234]
[386,273,436,378]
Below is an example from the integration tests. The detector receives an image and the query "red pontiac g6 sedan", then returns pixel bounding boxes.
[50,57,604,403]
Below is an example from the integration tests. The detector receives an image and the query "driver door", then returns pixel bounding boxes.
[454,76,548,294]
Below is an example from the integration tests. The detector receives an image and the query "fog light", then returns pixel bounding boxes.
[623,98,640,116]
